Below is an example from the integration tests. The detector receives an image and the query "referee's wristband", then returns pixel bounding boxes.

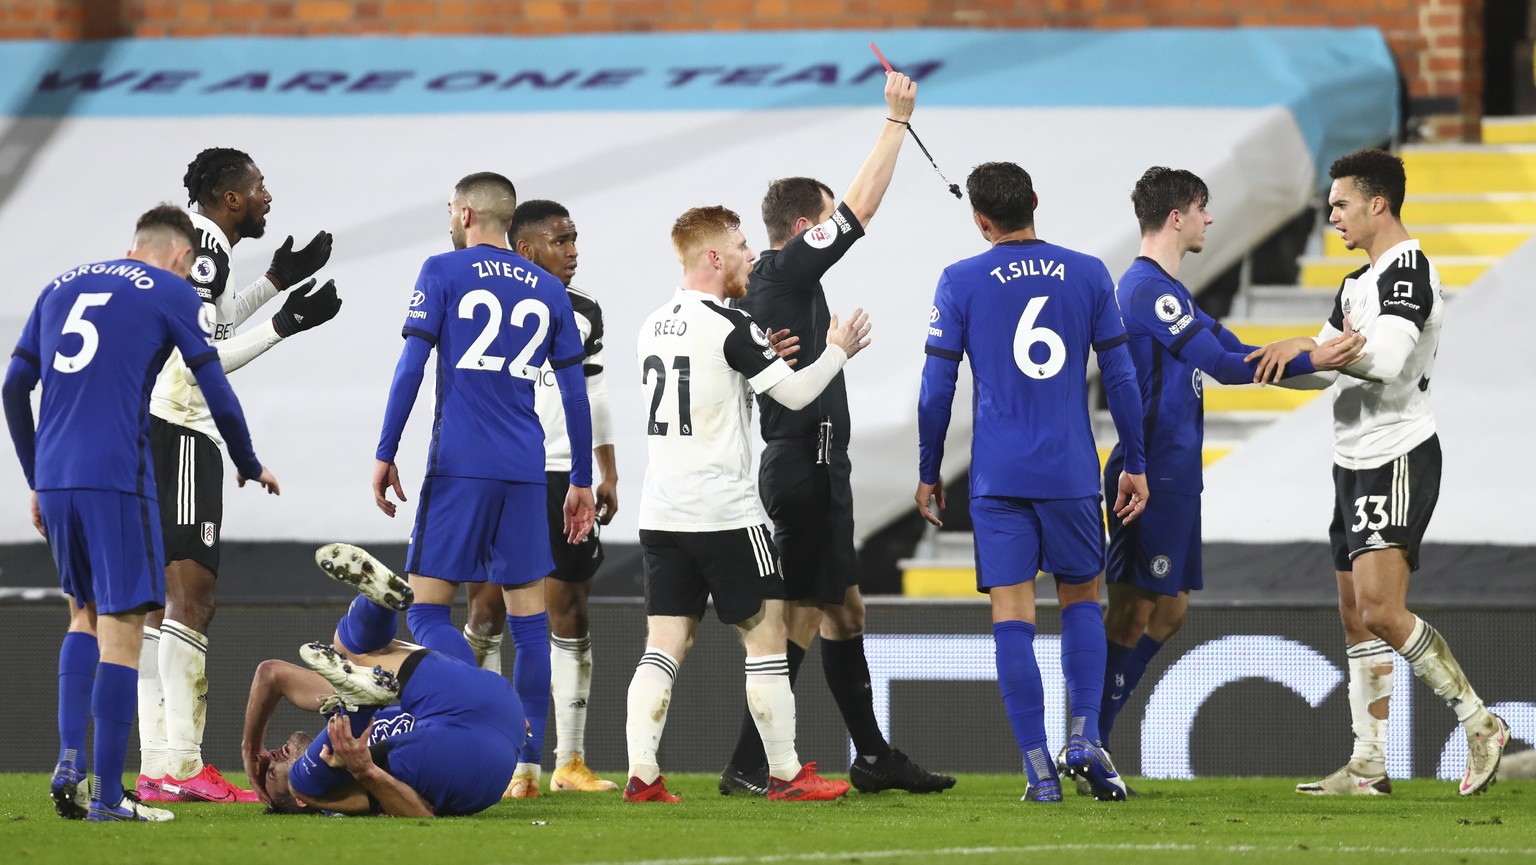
[887,117,909,126]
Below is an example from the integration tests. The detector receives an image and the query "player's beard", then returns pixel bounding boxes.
[450,215,467,250]
[723,267,748,299]
[237,208,267,240]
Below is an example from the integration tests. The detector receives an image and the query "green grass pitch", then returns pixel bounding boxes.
[1,773,1531,865]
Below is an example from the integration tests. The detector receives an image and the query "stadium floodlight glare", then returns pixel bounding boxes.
[870,41,964,200]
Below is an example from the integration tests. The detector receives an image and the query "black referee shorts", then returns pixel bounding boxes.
[149,416,223,575]
[545,471,603,583]
[758,438,858,606]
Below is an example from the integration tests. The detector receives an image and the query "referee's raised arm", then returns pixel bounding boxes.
[842,72,918,229]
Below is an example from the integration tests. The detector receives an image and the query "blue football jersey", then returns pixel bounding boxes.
[924,239,1128,499]
[1115,257,1216,495]
[401,246,584,483]
[12,260,218,494]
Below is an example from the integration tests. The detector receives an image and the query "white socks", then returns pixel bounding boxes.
[625,648,678,785]
[1398,616,1487,726]
[137,627,168,779]
[159,619,209,780]
[1345,638,1393,771]
[745,653,800,782]
[463,625,504,675]
[551,633,593,768]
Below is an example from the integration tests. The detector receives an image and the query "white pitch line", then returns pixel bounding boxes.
[564,842,1536,865]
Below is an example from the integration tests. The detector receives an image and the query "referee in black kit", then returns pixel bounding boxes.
[719,70,955,796]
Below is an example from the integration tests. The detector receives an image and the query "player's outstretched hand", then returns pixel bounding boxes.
[595,479,619,526]
[272,278,342,337]
[266,231,334,290]
[1310,317,1366,371]
[374,460,406,518]
[564,484,596,544]
[29,490,44,538]
[1245,335,1317,385]
[915,478,945,527]
[1113,471,1149,524]
[767,328,801,367]
[320,711,377,776]
[827,308,872,360]
[238,467,281,495]
[885,71,916,124]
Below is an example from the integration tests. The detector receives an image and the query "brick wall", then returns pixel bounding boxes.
[0,0,1484,140]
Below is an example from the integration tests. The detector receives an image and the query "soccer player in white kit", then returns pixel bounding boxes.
[1249,148,1510,796]
[622,206,869,803]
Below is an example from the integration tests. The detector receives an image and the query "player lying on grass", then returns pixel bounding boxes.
[242,543,525,817]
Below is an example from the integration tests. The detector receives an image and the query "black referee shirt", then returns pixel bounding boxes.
[737,202,866,446]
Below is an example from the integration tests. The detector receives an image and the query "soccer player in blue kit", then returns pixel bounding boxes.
[244,544,523,817]
[3,205,276,822]
[1092,168,1365,774]
[914,162,1148,803]
[370,171,597,769]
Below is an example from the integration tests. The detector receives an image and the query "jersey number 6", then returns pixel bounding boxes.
[1012,295,1066,380]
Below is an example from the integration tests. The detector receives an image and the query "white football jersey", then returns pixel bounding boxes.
[150,211,280,443]
[1320,239,1442,469]
[536,285,610,471]
[636,288,792,532]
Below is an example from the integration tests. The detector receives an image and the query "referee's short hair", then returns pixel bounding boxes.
[762,177,833,247]
[135,203,196,249]
[510,199,570,245]
[671,205,740,269]
[1330,149,1406,218]
[454,172,519,231]
[966,162,1036,233]
[1132,167,1210,236]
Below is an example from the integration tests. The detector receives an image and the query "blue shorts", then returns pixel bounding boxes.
[1105,488,1203,597]
[406,476,552,586]
[290,653,521,816]
[387,653,522,815]
[39,489,164,615]
[971,495,1105,590]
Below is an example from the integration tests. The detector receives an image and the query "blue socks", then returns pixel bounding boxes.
[91,662,136,806]
[507,612,550,764]
[1060,600,1106,745]
[1101,634,1163,746]
[337,596,398,656]
[993,620,1052,785]
[57,632,98,770]
[406,602,475,664]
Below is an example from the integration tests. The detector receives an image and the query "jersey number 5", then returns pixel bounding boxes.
[53,293,113,373]
[455,289,550,381]
[1012,295,1066,380]
[643,354,693,436]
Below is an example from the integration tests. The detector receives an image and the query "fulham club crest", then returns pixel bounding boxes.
[201,521,217,548]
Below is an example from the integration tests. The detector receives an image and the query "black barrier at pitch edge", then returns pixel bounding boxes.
[0,601,1529,779]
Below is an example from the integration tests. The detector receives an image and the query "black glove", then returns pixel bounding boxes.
[265,231,333,289]
[272,279,341,337]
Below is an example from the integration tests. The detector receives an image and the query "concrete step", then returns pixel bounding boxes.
[1322,224,1535,258]
[1401,192,1536,224]
[1301,255,1493,289]
[1400,145,1536,194]
[1231,284,1336,320]
[1482,116,1536,145]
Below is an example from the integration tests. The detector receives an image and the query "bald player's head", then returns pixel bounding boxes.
[129,204,197,277]
[450,172,518,250]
